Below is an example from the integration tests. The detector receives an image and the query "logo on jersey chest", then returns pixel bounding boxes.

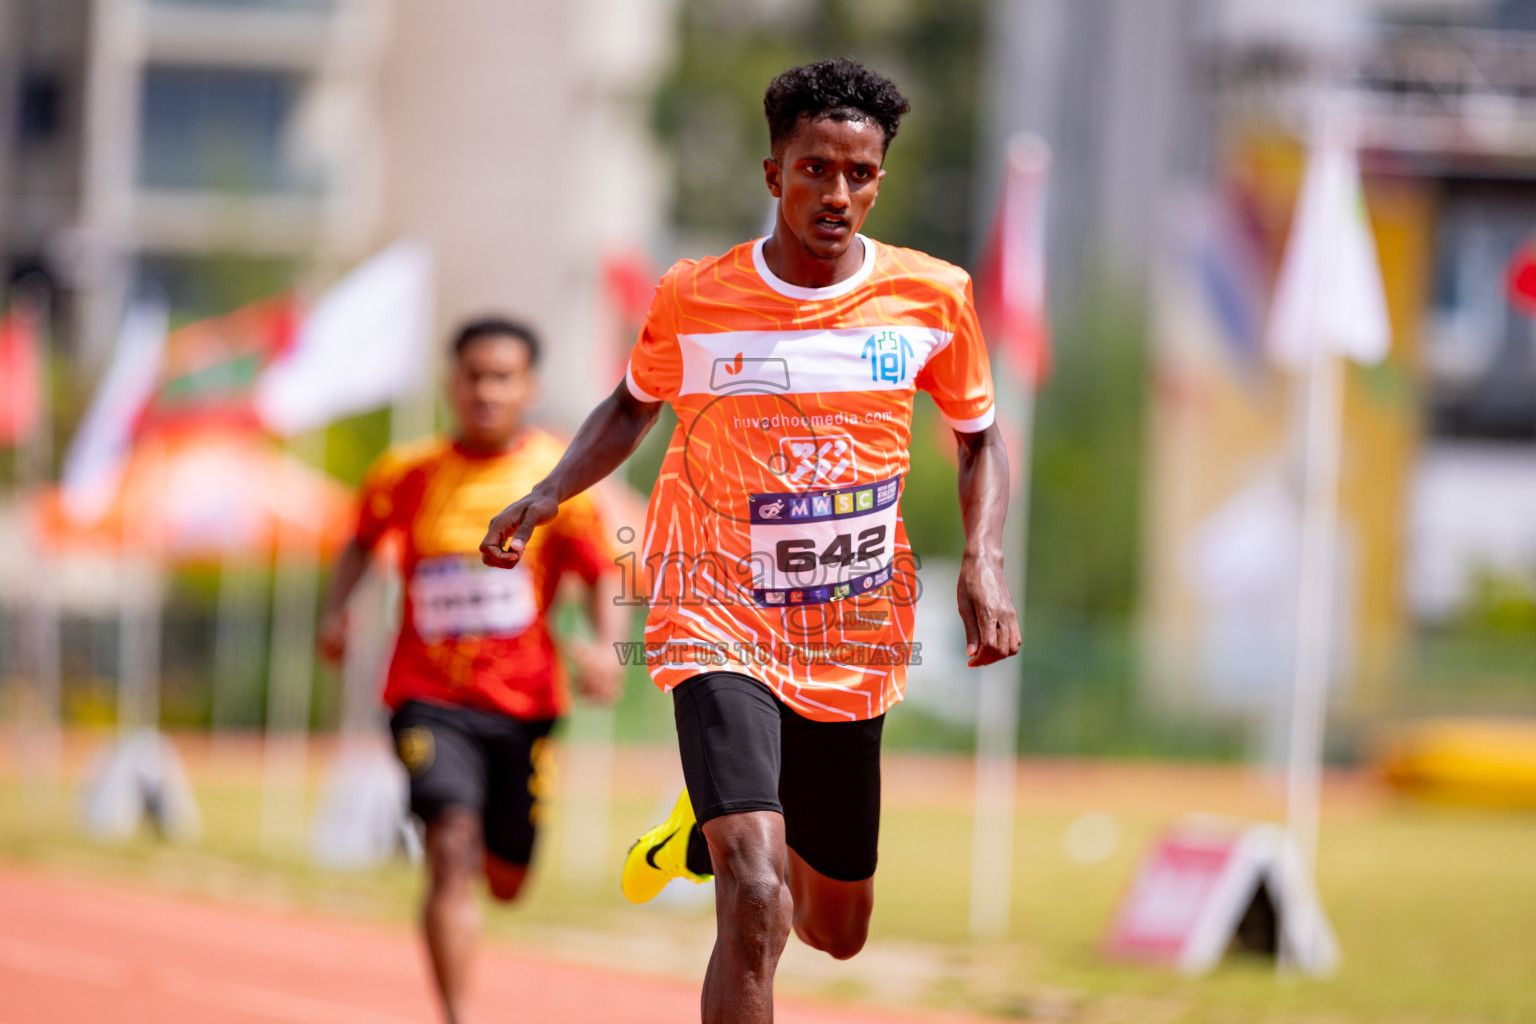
[676,326,947,397]
[861,330,916,385]
[780,435,855,487]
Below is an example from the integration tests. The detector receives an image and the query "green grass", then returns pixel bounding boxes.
[3,747,1534,1024]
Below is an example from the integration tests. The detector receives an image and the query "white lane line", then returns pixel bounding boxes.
[157,967,422,1024]
[0,935,129,987]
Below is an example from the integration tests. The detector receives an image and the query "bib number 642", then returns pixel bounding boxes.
[775,526,887,573]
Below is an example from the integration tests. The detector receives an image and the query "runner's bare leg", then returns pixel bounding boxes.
[423,808,484,1024]
[785,848,874,960]
[700,811,792,1023]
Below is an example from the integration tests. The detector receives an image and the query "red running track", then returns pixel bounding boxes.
[0,867,978,1024]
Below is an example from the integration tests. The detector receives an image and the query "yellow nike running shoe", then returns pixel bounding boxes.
[621,788,711,903]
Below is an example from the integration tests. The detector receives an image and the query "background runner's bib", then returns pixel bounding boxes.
[749,475,901,606]
[410,555,537,642]
[357,432,613,720]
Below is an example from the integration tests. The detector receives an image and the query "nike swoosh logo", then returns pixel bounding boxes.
[645,828,680,870]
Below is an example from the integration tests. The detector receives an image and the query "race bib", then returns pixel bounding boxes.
[747,475,901,607]
[410,556,537,642]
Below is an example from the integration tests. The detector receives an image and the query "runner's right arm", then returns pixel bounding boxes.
[480,381,662,569]
[317,540,370,662]
[319,446,414,660]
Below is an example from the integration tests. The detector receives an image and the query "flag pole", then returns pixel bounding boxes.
[1267,94,1387,973]
[211,552,266,771]
[1283,338,1344,967]
[118,429,166,746]
[968,133,1049,940]
[968,381,1033,940]
[33,287,63,808]
[557,275,645,889]
[12,280,63,810]
[260,428,327,853]
[248,241,434,862]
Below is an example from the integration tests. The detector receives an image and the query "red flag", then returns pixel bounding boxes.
[600,247,658,383]
[1509,241,1536,317]
[603,248,657,324]
[0,297,42,446]
[976,135,1052,388]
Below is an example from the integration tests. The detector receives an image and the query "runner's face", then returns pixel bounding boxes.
[451,335,536,448]
[765,116,885,261]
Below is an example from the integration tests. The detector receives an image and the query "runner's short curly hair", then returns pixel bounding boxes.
[451,316,541,366]
[764,58,911,155]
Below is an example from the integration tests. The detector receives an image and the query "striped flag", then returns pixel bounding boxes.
[140,294,296,434]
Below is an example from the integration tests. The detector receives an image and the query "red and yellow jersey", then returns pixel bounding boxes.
[357,430,611,720]
[624,235,995,722]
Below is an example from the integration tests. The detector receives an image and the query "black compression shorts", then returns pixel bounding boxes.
[389,700,555,866]
[672,671,884,883]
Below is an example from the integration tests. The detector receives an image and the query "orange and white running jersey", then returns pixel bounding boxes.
[624,234,995,722]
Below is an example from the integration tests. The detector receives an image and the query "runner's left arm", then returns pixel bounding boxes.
[480,382,662,569]
[954,423,1021,668]
[553,488,633,704]
[915,273,1021,668]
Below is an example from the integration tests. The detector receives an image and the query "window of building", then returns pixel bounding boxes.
[135,252,297,321]
[16,71,63,147]
[138,65,305,192]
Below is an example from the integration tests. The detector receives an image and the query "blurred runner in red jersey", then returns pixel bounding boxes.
[319,317,627,1024]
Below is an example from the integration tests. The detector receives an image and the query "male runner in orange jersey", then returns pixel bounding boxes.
[480,60,1019,1023]
[319,317,627,1024]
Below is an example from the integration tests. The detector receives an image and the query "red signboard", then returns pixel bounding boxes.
[1103,818,1340,976]
[1105,829,1240,962]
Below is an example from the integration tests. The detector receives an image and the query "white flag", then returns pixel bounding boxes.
[1266,130,1390,370]
[255,240,434,435]
[60,297,169,524]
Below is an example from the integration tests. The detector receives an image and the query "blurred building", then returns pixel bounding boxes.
[974,0,1536,740]
[0,0,673,423]
[1139,0,1536,734]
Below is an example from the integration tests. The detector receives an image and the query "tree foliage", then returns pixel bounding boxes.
[652,0,986,266]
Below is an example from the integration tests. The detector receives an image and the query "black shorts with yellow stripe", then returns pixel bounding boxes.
[389,700,556,866]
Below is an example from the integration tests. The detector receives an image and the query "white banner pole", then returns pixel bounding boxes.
[559,702,616,886]
[969,382,1033,940]
[211,552,267,770]
[1284,339,1344,961]
[968,133,1048,941]
[18,283,63,810]
[260,429,327,853]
